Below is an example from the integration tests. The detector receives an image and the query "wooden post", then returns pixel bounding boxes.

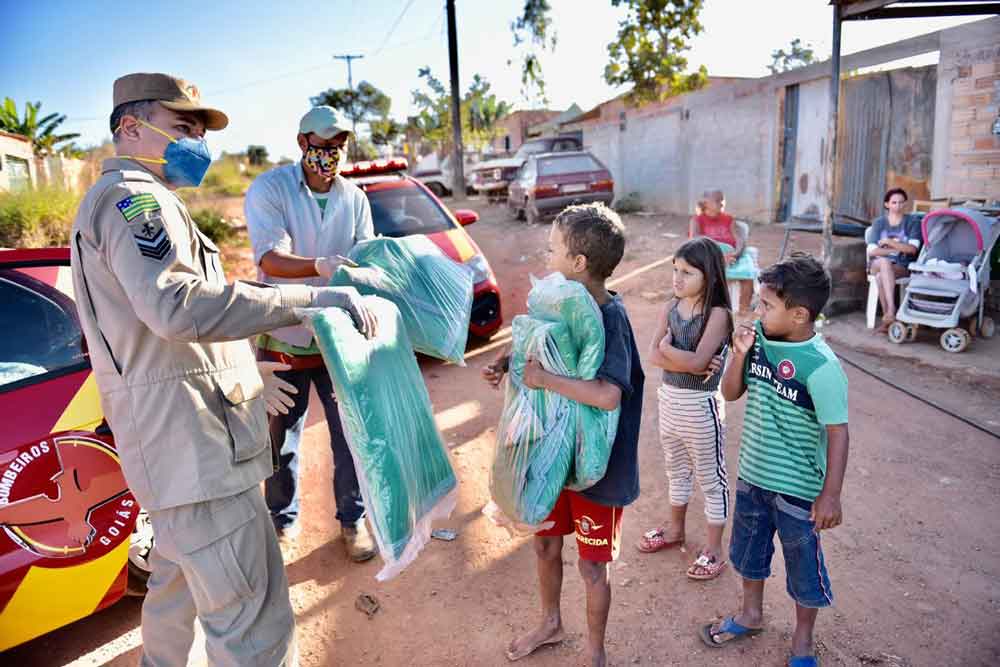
[823,2,843,263]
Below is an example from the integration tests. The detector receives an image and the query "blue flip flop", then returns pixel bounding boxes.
[789,656,819,667]
[698,616,764,648]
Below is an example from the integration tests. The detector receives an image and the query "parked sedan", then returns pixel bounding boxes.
[0,248,153,651]
[343,158,503,339]
[507,151,615,224]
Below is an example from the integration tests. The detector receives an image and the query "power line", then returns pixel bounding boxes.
[370,0,419,57]
[205,63,334,97]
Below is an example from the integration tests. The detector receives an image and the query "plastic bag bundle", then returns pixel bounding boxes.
[303,297,458,581]
[487,274,618,530]
[715,241,759,281]
[330,235,474,365]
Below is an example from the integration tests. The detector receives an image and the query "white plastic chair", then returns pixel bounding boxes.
[865,225,910,329]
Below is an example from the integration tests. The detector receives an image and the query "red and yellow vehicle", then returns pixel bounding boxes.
[0,248,152,651]
[342,158,503,339]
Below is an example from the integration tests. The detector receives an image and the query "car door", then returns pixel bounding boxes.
[0,250,138,651]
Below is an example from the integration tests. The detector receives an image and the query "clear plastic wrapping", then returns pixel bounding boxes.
[303,297,458,580]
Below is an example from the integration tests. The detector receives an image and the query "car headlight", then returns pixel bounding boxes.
[465,254,490,283]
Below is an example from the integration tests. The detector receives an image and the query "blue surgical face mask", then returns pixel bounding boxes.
[117,119,212,187]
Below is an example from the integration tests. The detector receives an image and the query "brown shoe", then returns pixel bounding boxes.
[343,522,377,562]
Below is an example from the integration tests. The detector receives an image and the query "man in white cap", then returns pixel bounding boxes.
[244,106,377,562]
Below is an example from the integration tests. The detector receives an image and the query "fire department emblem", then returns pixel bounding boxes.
[0,435,136,565]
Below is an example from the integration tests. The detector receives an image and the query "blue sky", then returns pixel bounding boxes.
[0,1,983,161]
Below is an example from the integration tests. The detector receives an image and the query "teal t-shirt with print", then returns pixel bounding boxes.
[738,320,849,501]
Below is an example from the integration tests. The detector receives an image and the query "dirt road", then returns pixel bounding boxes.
[8,200,999,666]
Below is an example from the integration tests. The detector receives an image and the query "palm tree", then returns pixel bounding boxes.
[0,98,81,156]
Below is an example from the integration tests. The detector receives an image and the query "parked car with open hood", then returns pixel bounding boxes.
[470,135,582,198]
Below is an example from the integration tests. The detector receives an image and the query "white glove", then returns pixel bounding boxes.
[311,286,379,339]
[314,256,343,279]
[257,361,298,415]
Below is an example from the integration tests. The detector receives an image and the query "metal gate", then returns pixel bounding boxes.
[836,66,936,222]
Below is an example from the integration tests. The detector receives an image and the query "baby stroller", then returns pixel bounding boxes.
[890,207,999,352]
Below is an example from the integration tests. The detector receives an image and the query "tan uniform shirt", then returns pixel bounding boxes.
[71,158,315,511]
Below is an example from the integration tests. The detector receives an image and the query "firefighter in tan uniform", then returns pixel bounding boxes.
[70,73,376,667]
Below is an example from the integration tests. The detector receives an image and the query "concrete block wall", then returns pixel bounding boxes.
[581,79,777,222]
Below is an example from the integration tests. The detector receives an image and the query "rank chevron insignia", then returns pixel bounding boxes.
[134,226,172,261]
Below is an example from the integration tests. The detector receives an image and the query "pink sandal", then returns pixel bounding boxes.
[636,528,684,553]
[687,552,727,580]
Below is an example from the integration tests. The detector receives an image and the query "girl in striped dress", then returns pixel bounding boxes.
[637,237,734,580]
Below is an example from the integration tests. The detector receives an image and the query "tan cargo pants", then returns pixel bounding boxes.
[139,487,295,667]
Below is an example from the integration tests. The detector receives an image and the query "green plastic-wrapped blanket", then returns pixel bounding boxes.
[330,235,474,365]
[487,274,619,531]
[304,297,457,581]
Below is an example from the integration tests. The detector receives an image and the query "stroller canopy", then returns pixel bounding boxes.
[921,208,998,263]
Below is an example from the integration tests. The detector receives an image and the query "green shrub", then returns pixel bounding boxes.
[0,187,81,247]
[191,207,235,244]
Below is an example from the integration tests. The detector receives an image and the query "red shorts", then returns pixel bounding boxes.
[536,490,623,562]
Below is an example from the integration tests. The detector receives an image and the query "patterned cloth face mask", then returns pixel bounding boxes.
[304,143,343,180]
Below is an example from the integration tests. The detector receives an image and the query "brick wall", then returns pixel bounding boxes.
[945,57,1000,197]
[933,19,1000,199]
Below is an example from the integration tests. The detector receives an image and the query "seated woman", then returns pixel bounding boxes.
[688,189,756,313]
[868,187,922,334]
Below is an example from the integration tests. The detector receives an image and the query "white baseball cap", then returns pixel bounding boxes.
[298,106,351,139]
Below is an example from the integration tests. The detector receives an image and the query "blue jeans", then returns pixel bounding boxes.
[264,365,364,529]
[729,479,833,608]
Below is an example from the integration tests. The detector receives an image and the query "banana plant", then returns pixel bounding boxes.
[1,98,81,156]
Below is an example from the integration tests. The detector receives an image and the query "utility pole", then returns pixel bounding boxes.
[446,0,465,201]
[334,53,365,148]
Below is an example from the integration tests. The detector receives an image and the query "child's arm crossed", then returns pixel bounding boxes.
[650,307,729,375]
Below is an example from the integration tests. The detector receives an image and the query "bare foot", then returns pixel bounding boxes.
[588,646,607,667]
[506,620,566,661]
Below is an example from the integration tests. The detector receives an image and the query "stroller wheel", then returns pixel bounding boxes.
[981,316,996,339]
[888,321,907,344]
[940,328,970,353]
[905,324,918,342]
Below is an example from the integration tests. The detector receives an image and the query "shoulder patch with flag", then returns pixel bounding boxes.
[117,194,171,261]
[116,193,161,221]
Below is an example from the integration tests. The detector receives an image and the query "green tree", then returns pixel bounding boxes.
[310,81,393,126]
[466,75,512,151]
[511,0,707,106]
[310,82,394,159]
[768,38,817,74]
[509,0,556,104]
[0,98,81,156]
[247,145,269,166]
[407,69,511,152]
[369,117,404,147]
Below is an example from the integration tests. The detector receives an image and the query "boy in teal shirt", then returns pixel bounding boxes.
[701,254,850,667]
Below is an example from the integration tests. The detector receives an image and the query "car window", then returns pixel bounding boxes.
[514,141,549,160]
[0,265,86,390]
[538,155,602,176]
[366,185,456,237]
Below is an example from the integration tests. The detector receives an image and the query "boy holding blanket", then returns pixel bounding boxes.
[483,203,644,667]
